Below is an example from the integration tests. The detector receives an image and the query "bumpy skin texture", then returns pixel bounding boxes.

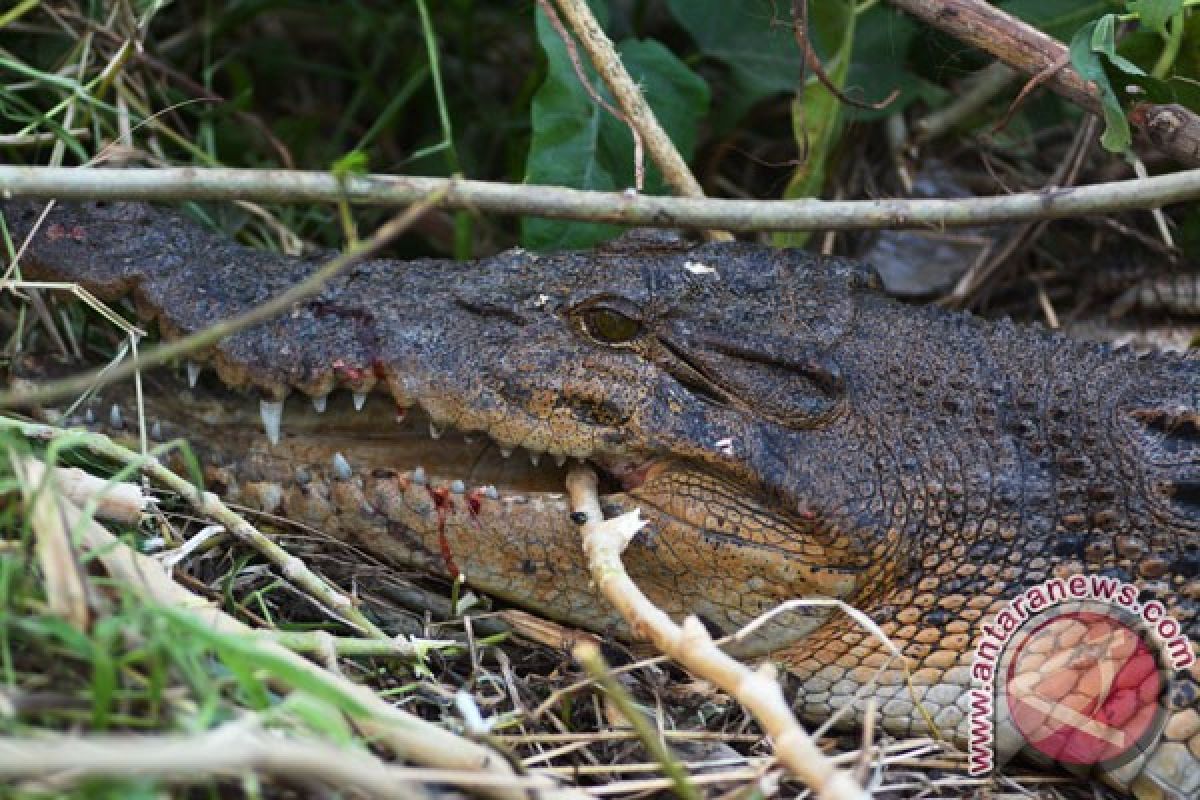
[6,201,1199,798]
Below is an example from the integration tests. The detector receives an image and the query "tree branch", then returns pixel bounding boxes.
[2,166,1200,233]
[565,466,868,800]
[887,0,1200,165]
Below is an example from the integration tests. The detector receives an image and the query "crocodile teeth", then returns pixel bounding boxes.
[109,404,124,430]
[500,448,513,459]
[449,479,465,494]
[352,392,367,411]
[395,407,408,423]
[463,435,476,445]
[186,361,201,388]
[83,407,95,425]
[312,394,328,413]
[150,421,163,441]
[332,452,352,480]
[429,422,442,439]
[259,399,284,446]
[529,452,540,467]
[554,454,567,468]
[484,485,499,500]
[412,466,427,485]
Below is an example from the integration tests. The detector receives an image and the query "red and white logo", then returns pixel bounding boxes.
[968,575,1190,776]
[1001,608,1165,766]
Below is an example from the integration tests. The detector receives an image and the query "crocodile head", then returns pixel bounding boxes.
[8,201,898,652]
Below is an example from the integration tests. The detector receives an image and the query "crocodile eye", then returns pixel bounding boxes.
[581,308,641,344]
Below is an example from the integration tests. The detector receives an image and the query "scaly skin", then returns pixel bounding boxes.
[5,201,1198,798]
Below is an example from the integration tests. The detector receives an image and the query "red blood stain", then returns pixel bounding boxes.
[332,358,368,383]
[428,486,460,579]
[465,490,482,516]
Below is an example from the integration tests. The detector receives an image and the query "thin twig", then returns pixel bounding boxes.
[548,0,733,242]
[565,466,868,800]
[1,165,1199,232]
[914,61,1017,141]
[0,724,583,795]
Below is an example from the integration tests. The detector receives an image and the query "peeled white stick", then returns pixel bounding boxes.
[50,464,149,524]
[565,465,870,800]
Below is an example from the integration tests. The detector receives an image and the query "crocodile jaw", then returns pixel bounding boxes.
[78,370,851,655]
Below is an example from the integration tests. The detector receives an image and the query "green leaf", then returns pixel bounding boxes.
[523,4,709,250]
[331,150,369,179]
[845,4,933,122]
[1069,18,1133,151]
[1128,0,1182,36]
[774,0,856,248]
[1092,14,1148,75]
[665,0,802,131]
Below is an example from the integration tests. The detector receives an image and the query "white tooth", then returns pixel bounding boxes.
[186,361,201,388]
[332,452,352,480]
[529,452,540,466]
[463,435,476,444]
[259,399,284,446]
[500,448,513,459]
[151,421,163,441]
[450,479,465,494]
[395,407,408,423]
[429,422,442,439]
[412,466,427,485]
[352,392,367,411]
[484,486,499,500]
[109,404,123,429]
[554,454,567,468]
[312,394,328,413]
[84,408,95,425]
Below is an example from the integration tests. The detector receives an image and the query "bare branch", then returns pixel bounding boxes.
[565,465,869,800]
[2,165,1200,233]
[887,0,1200,165]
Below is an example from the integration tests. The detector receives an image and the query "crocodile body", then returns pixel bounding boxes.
[5,200,1199,798]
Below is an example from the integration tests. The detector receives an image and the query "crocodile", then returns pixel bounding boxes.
[4,199,1199,798]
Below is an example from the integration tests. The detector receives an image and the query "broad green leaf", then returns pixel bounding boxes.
[1128,0,1182,35]
[846,5,934,122]
[774,0,856,248]
[1093,14,1148,75]
[1069,18,1132,151]
[523,5,709,250]
[665,0,802,131]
